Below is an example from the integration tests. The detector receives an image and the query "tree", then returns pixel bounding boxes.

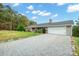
[72,26,79,37]
[29,20,37,25]
[5,5,16,30]
[76,17,79,25]
[16,24,25,31]
[17,14,29,26]
[0,3,4,12]
[0,3,37,30]
[0,4,19,30]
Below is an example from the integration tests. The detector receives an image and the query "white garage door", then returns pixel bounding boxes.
[48,27,66,35]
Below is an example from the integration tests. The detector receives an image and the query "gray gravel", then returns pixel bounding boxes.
[0,34,73,56]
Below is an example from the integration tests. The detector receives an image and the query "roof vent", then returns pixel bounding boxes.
[49,19,52,23]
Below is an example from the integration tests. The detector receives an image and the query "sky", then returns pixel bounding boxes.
[4,3,79,24]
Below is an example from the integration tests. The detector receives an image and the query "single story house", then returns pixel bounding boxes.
[27,20,74,36]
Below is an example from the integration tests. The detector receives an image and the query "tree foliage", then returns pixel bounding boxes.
[72,26,79,37]
[29,20,37,25]
[72,18,79,37]
[0,3,37,30]
[16,24,25,31]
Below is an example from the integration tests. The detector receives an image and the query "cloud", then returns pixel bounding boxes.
[38,10,51,16]
[50,14,58,18]
[27,5,51,16]
[21,13,26,16]
[41,12,51,16]
[31,9,51,16]
[67,4,79,12]
[32,16,37,20]
[38,10,46,15]
[57,3,65,6]
[12,3,20,7]
[53,14,58,17]
[27,5,34,11]
[32,10,40,14]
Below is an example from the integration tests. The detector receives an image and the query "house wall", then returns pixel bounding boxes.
[66,26,72,36]
[27,25,72,36]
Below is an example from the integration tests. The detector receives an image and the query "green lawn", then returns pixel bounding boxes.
[0,30,40,42]
[73,37,79,56]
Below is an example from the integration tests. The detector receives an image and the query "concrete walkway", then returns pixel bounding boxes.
[0,34,73,56]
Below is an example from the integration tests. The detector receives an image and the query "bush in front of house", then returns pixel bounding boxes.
[16,24,25,31]
[72,26,79,37]
[36,29,43,33]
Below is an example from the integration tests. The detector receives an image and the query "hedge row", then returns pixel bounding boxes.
[72,26,79,37]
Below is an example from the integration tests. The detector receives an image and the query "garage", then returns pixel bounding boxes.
[48,27,66,35]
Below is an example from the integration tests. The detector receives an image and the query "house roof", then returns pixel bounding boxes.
[28,20,74,28]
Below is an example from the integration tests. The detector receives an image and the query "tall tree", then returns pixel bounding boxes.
[0,3,37,30]
[76,18,79,25]
[29,20,37,25]
[17,14,29,26]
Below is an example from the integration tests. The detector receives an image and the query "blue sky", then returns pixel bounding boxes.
[4,3,79,24]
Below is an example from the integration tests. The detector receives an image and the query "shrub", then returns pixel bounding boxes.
[16,24,25,31]
[72,26,79,37]
[36,29,43,33]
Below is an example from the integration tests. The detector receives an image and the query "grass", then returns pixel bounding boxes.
[0,30,40,42]
[73,37,79,56]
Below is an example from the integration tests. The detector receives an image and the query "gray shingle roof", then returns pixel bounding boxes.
[28,20,74,28]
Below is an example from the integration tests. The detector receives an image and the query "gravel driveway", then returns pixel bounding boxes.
[0,34,73,56]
